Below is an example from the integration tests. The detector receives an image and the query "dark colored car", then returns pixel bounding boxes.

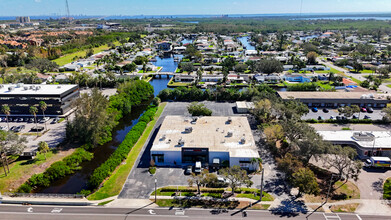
[336,116,341,120]
[13,125,25,132]
[322,108,329,113]
[364,115,371,119]
[352,115,358,119]
[312,107,318,112]
[367,107,374,113]
[318,116,324,120]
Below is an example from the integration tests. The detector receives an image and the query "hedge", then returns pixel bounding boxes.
[88,107,158,190]
[17,148,93,193]
[159,187,225,193]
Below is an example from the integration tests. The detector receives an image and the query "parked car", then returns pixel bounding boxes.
[28,118,35,123]
[194,161,202,174]
[30,126,44,132]
[336,116,341,120]
[329,116,334,120]
[51,117,60,124]
[10,126,16,131]
[352,115,358,119]
[17,118,24,122]
[184,166,192,175]
[0,126,7,131]
[312,107,318,112]
[13,125,25,133]
[367,107,374,113]
[322,108,329,113]
[318,116,324,120]
[361,107,367,112]
[364,115,371,119]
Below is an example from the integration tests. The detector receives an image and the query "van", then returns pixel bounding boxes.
[195,161,202,173]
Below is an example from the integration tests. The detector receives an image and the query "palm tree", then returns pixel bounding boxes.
[1,104,10,131]
[38,141,49,160]
[39,101,47,131]
[29,106,39,137]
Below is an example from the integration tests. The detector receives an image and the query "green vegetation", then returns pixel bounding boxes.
[330,203,360,213]
[54,43,114,66]
[187,102,212,116]
[98,199,114,206]
[88,103,166,200]
[236,191,274,201]
[383,178,391,200]
[334,181,360,200]
[88,106,158,190]
[17,148,93,193]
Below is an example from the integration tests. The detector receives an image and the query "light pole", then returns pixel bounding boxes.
[154,178,157,203]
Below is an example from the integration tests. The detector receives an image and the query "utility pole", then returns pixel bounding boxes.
[306,174,336,219]
[154,178,157,203]
[259,168,264,202]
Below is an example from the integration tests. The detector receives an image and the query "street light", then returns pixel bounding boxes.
[154,178,157,203]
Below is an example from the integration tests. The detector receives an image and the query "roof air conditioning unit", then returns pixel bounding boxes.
[23,86,28,90]
[185,127,193,133]
[57,86,62,89]
[160,135,166,141]
[178,138,185,146]
[227,117,232,124]
[8,86,14,91]
[227,131,233,137]
[240,137,246,144]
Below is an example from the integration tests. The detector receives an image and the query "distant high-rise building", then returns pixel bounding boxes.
[16,16,30,23]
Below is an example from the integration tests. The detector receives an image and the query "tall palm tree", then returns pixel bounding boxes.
[39,101,47,131]
[1,104,10,131]
[29,106,39,137]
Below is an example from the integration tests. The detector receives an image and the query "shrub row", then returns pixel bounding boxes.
[18,148,93,193]
[88,107,158,190]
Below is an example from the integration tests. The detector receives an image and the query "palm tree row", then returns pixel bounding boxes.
[1,101,48,135]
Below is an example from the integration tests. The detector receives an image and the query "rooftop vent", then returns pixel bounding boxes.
[160,135,166,141]
[57,86,62,89]
[184,127,193,133]
[191,117,198,124]
[8,86,14,91]
[23,86,28,90]
[227,117,232,124]
[240,135,246,144]
[178,138,185,146]
[227,131,233,137]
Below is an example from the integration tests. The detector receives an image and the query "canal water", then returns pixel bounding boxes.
[238,36,255,50]
[37,55,179,194]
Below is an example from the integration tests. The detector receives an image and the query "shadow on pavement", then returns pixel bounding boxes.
[270,198,308,217]
[137,125,161,169]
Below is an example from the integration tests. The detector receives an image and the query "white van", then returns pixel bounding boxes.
[195,161,202,173]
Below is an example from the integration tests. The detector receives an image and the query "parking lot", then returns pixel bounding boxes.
[0,116,67,152]
[302,108,384,120]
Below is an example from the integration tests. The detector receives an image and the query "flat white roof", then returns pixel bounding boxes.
[318,130,391,149]
[151,116,259,158]
[0,84,78,96]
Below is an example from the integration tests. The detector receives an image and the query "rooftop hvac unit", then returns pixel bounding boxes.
[191,117,198,124]
[160,135,166,141]
[16,83,23,88]
[8,86,14,91]
[178,138,185,146]
[23,86,28,90]
[227,131,233,137]
[57,86,62,89]
[185,127,193,133]
[240,135,246,144]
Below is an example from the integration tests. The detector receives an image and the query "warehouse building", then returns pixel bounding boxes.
[150,116,260,170]
[318,130,391,158]
[277,91,390,108]
[0,84,79,116]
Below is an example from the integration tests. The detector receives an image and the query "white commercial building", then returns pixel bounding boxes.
[150,116,260,170]
[318,130,391,158]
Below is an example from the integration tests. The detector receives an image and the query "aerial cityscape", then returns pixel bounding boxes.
[1,0,391,219]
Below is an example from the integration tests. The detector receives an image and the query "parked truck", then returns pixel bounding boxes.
[364,157,391,168]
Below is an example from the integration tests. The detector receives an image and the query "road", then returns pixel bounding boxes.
[0,204,389,220]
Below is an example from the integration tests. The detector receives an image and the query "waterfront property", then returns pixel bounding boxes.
[0,84,79,116]
[150,116,260,171]
[278,91,390,108]
[318,131,391,158]
[283,74,311,83]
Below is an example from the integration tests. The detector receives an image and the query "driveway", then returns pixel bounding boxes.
[119,101,238,199]
[355,168,391,200]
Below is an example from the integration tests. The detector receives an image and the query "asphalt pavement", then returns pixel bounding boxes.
[302,109,383,120]
[0,204,389,220]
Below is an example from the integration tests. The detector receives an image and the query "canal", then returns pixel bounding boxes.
[37,55,179,194]
[238,36,255,50]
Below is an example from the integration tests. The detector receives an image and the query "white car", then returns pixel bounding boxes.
[0,126,7,131]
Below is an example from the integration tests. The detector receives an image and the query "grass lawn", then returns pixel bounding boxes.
[330,203,360,212]
[317,81,334,90]
[0,148,75,193]
[349,77,362,84]
[236,192,274,201]
[53,42,119,66]
[87,103,167,200]
[98,199,114,206]
[304,181,360,203]
[387,85,391,89]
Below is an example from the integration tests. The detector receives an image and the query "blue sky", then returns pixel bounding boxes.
[1,0,391,16]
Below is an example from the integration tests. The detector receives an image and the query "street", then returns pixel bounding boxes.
[0,204,389,220]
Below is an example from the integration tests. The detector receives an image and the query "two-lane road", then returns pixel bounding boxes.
[0,204,390,220]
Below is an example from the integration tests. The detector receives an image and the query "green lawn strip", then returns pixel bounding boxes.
[54,42,118,66]
[87,103,167,200]
[349,77,362,84]
[387,85,391,89]
[98,199,114,206]
[334,181,360,200]
[236,191,274,201]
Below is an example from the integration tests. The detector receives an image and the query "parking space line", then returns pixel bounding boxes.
[355,214,362,220]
